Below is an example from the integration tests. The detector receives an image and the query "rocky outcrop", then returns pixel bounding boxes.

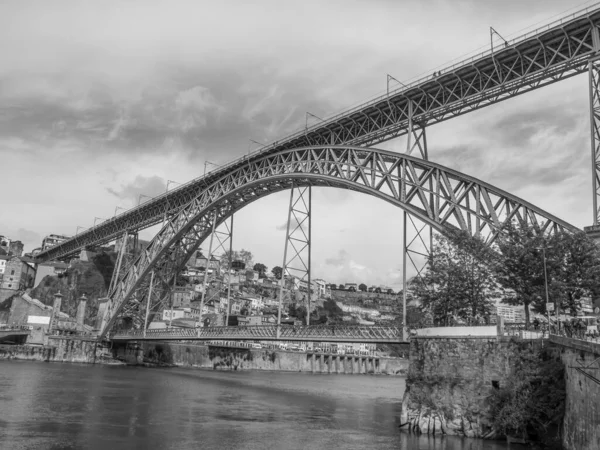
[400,376,499,439]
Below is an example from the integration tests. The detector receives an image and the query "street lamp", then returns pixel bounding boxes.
[94,217,105,226]
[114,206,126,216]
[166,180,179,191]
[76,226,87,235]
[138,194,151,205]
[535,245,556,333]
[203,162,219,176]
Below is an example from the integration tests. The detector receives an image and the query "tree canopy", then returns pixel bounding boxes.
[358,283,368,292]
[271,266,283,280]
[494,224,600,324]
[411,231,498,325]
[253,263,268,278]
[220,249,254,269]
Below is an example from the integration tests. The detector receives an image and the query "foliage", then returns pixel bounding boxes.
[271,266,283,280]
[220,249,254,269]
[489,344,565,446]
[358,283,367,292]
[411,231,498,325]
[338,284,345,290]
[253,263,268,278]
[494,224,600,325]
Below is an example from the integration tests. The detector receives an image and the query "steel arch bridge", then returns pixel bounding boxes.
[34,3,600,264]
[98,145,578,338]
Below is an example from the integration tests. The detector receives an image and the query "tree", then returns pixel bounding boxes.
[271,266,283,280]
[253,263,268,278]
[358,283,368,292]
[496,224,600,324]
[412,231,498,326]
[338,284,345,290]
[220,249,254,269]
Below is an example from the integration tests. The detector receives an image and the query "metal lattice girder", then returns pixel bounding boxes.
[111,325,403,343]
[35,6,600,264]
[590,57,600,225]
[279,185,312,325]
[98,145,579,338]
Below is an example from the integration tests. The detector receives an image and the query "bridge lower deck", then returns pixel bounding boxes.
[111,325,405,344]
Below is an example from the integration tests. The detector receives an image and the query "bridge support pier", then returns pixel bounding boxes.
[403,108,430,341]
[589,54,600,226]
[277,184,312,328]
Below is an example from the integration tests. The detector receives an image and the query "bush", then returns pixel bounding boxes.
[489,344,564,447]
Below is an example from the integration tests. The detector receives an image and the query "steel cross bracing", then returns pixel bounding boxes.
[111,325,403,343]
[589,43,600,224]
[279,185,312,325]
[97,145,579,338]
[35,6,600,264]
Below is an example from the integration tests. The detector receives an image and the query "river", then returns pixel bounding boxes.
[0,361,526,450]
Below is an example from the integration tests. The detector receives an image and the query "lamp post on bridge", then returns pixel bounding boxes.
[114,206,125,216]
[138,194,151,205]
[535,245,556,333]
[94,217,105,226]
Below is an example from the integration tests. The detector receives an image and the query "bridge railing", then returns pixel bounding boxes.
[0,325,32,332]
[110,324,403,341]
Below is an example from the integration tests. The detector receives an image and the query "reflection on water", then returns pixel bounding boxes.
[0,361,525,450]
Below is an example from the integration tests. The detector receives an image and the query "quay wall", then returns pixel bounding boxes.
[400,336,530,439]
[550,335,600,450]
[0,336,101,363]
[116,341,408,375]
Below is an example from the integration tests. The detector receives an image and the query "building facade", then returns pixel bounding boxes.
[41,234,70,251]
[0,257,36,291]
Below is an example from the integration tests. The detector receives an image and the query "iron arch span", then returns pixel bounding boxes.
[99,146,579,337]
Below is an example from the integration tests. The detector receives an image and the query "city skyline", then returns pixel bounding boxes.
[1,0,596,288]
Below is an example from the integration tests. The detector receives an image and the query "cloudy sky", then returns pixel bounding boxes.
[1,0,597,289]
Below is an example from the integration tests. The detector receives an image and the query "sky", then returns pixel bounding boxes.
[0,0,598,289]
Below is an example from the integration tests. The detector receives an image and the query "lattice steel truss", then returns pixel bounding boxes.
[199,215,234,325]
[96,145,578,338]
[112,324,402,343]
[590,56,600,225]
[278,185,312,326]
[36,6,600,264]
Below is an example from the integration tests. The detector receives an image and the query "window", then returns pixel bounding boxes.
[10,269,15,275]
[8,284,11,288]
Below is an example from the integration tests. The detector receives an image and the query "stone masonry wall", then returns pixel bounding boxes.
[0,337,100,363]
[551,335,600,450]
[400,336,532,439]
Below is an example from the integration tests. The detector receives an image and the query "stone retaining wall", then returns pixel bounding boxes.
[550,335,600,450]
[400,336,533,439]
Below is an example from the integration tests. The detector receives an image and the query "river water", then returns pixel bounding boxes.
[0,361,525,450]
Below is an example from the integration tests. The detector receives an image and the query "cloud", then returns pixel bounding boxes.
[276,216,308,232]
[107,175,167,203]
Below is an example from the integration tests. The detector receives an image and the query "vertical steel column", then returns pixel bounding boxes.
[198,213,217,328]
[225,215,234,327]
[277,185,312,326]
[143,270,155,337]
[402,101,430,340]
[589,54,600,225]
[402,211,408,342]
[307,187,312,326]
[277,185,296,338]
[108,231,129,294]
